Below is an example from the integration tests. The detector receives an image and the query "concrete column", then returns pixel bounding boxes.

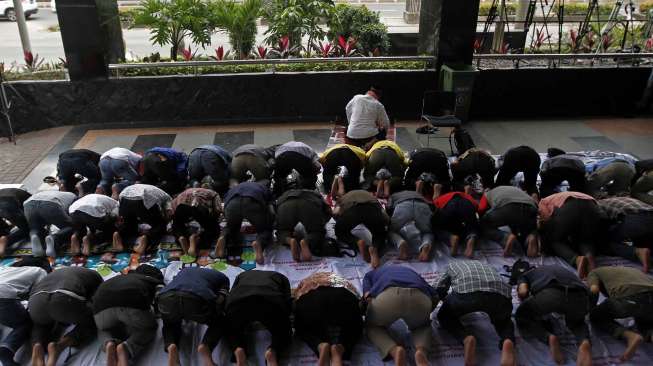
[417,0,441,56]
[12,0,32,56]
[515,0,530,30]
[492,0,506,52]
[404,0,421,24]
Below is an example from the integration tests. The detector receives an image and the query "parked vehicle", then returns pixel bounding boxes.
[0,0,38,21]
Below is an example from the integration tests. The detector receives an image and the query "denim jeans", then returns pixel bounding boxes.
[98,157,140,195]
[389,200,434,252]
[24,200,73,254]
[0,299,31,354]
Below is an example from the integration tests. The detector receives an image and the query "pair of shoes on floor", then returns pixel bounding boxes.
[416,125,439,134]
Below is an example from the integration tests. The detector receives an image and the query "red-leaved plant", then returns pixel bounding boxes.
[315,41,333,58]
[210,46,230,61]
[337,35,357,57]
[181,46,198,61]
[23,51,44,72]
[569,29,578,50]
[601,33,612,52]
[473,37,482,53]
[585,31,596,51]
[500,42,510,54]
[533,29,546,50]
[646,38,653,52]
[255,45,268,59]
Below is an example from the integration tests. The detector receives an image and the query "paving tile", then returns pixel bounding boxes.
[213,131,255,152]
[130,134,176,154]
[293,129,331,153]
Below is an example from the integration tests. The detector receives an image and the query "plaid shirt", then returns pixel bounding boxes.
[435,260,511,298]
[598,196,653,220]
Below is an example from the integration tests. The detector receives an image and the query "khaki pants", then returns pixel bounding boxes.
[366,287,434,358]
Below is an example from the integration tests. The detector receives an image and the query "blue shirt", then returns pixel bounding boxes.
[585,156,636,174]
[224,182,272,206]
[147,147,188,175]
[193,145,233,168]
[158,267,229,302]
[363,265,437,299]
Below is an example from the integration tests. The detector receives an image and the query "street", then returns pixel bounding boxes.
[0,2,408,64]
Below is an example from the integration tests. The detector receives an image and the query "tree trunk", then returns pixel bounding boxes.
[417,0,442,57]
[95,0,125,63]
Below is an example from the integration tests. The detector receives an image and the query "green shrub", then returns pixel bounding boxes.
[327,4,390,54]
[478,2,516,17]
[641,0,653,14]
[560,3,613,16]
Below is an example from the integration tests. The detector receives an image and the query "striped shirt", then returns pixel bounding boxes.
[599,196,653,220]
[436,260,511,298]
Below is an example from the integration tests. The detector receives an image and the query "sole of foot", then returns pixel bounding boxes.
[81,237,92,257]
[358,239,371,263]
[398,241,409,260]
[106,342,117,366]
[415,348,429,366]
[636,247,650,273]
[45,342,59,366]
[167,344,179,366]
[31,344,45,366]
[252,241,264,264]
[526,234,539,258]
[450,235,460,256]
[234,348,247,366]
[418,244,431,262]
[133,236,147,254]
[330,344,344,366]
[369,246,380,268]
[299,239,312,262]
[576,340,592,366]
[70,234,81,255]
[503,234,516,257]
[576,256,589,279]
[500,339,516,366]
[112,232,124,252]
[390,346,406,366]
[264,348,278,366]
[215,236,225,258]
[317,342,330,366]
[464,238,475,259]
[289,238,300,261]
[548,335,564,365]
[197,344,216,366]
[117,343,130,366]
[188,234,199,257]
[463,336,476,366]
[621,331,643,362]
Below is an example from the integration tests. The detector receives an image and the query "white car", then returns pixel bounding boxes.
[0,0,38,21]
[51,0,55,13]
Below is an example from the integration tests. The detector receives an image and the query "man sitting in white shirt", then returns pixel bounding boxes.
[345,86,390,150]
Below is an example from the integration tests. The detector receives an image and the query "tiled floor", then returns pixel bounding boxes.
[4,117,653,193]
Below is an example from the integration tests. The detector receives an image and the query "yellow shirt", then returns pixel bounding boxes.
[366,140,408,165]
[320,144,367,164]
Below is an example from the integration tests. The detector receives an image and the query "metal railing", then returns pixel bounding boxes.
[107,53,653,77]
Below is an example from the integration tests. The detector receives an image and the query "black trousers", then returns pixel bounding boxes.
[273,152,318,196]
[481,203,537,248]
[609,212,653,248]
[434,195,479,240]
[294,287,362,360]
[171,204,220,248]
[188,150,230,195]
[321,147,362,193]
[57,157,101,194]
[540,167,587,198]
[118,198,166,250]
[437,291,515,349]
[276,198,330,255]
[225,295,292,353]
[590,291,653,339]
[404,148,451,191]
[495,146,541,195]
[0,201,29,251]
[230,154,271,184]
[541,198,601,266]
[223,196,273,252]
[516,287,590,344]
[335,202,387,250]
[28,292,96,347]
[142,153,186,195]
[364,148,405,190]
[70,210,116,243]
[451,152,496,191]
[157,290,224,352]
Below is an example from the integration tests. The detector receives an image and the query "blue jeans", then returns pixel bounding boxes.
[0,299,31,354]
[98,158,140,194]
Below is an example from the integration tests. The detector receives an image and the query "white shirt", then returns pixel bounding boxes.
[345,94,390,139]
[0,266,47,300]
[119,184,172,211]
[100,147,142,168]
[25,191,77,211]
[69,194,119,218]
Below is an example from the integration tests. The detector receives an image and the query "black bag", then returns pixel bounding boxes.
[449,127,476,156]
[317,237,357,258]
[503,259,535,286]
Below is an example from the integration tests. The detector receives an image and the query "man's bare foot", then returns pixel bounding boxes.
[383,180,391,198]
[358,239,370,263]
[299,239,312,262]
[70,233,81,255]
[111,185,120,201]
[526,234,539,258]
[106,341,117,366]
[576,340,591,366]
[188,233,199,257]
[133,235,148,254]
[369,246,380,268]
[265,348,278,366]
[576,256,589,279]
[0,236,7,257]
[398,240,409,260]
[112,232,124,252]
[317,342,330,366]
[635,247,650,273]
[31,343,45,366]
[418,244,432,262]
[621,330,643,362]
[45,342,60,366]
[179,236,190,254]
[432,183,443,200]
[234,347,247,366]
[548,335,564,365]
[500,339,516,366]
[463,336,477,366]
[586,254,596,272]
[331,344,344,366]
[416,180,424,194]
[503,233,516,257]
[117,343,130,366]
[464,236,476,258]
[82,235,92,256]
[167,344,179,366]
[415,346,429,366]
[289,238,300,261]
[389,345,406,366]
[215,236,225,258]
[376,180,385,198]
[252,241,264,264]
[197,344,216,366]
[450,235,460,256]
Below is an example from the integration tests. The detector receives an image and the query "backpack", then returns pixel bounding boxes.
[449,127,476,156]
[503,259,535,286]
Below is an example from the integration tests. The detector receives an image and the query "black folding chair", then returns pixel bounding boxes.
[418,90,461,146]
